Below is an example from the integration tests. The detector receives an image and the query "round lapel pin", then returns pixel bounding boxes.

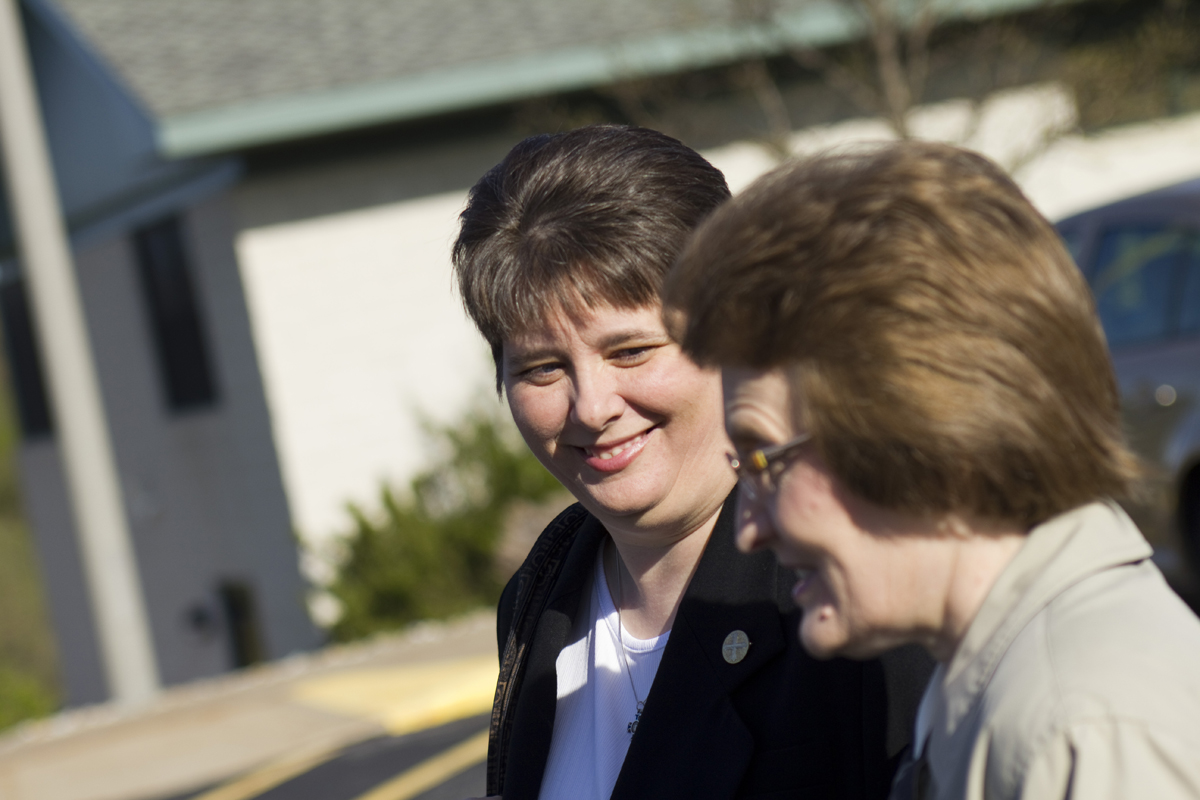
[722,630,750,664]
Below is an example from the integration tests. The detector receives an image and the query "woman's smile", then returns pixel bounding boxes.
[502,301,733,538]
[724,366,952,660]
[579,426,657,472]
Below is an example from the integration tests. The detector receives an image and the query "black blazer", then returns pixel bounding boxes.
[496,492,933,800]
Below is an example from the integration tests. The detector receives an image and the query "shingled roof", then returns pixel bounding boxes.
[56,0,760,117]
[50,0,1051,157]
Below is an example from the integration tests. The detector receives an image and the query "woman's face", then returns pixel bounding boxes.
[722,367,950,660]
[502,302,733,542]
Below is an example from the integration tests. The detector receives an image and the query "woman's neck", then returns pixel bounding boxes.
[604,504,723,639]
[929,521,1027,663]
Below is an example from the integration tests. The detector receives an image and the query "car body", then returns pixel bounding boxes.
[1057,180,1200,588]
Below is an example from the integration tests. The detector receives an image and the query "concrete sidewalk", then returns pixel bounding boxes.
[0,612,497,800]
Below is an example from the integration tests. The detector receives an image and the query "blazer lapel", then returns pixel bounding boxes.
[613,493,787,799]
[502,514,607,800]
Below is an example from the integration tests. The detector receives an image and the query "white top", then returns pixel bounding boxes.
[538,547,671,800]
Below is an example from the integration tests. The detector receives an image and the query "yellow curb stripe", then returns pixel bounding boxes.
[350,729,489,800]
[291,656,498,737]
[186,740,349,800]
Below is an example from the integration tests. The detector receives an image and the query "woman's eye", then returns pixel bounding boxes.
[612,345,656,364]
[520,363,563,383]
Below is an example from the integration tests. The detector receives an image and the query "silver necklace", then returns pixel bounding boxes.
[612,544,645,736]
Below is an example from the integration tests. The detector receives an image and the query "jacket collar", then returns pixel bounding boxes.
[507,490,789,799]
[614,490,789,799]
[938,501,1152,735]
[501,512,608,800]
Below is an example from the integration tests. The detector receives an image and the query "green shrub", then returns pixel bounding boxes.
[0,369,59,731]
[0,665,56,731]
[328,404,564,641]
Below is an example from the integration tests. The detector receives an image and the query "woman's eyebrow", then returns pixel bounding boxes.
[504,348,558,369]
[505,328,668,369]
[596,328,669,349]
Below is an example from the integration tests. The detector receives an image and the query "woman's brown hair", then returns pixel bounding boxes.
[665,141,1141,528]
[453,124,730,387]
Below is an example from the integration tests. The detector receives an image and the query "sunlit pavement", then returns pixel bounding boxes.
[12,579,1194,800]
[0,612,497,800]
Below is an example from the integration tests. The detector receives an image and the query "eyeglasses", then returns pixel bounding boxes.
[726,432,812,502]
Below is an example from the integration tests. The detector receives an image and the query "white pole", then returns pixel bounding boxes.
[0,0,159,704]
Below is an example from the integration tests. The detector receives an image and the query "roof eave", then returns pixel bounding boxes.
[156,0,1071,158]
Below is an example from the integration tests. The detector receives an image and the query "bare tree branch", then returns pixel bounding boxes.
[738,60,796,158]
[785,0,930,139]
[904,0,939,110]
[607,79,661,130]
[862,0,913,137]
[789,43,883,118]
[592,0,1074,173]
[1005,113,1078,176]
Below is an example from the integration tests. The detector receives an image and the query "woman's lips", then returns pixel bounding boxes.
[580,428,654,473]
[791,568,815,602]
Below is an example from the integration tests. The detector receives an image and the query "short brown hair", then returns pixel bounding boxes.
[664,141,1140,528]
[453,124,729,385]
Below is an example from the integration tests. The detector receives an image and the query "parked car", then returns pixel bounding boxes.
[1057,179,1200,589]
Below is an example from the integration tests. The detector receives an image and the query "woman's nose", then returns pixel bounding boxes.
[569,370,624,431]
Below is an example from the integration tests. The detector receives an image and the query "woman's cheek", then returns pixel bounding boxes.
[510,389,564,453]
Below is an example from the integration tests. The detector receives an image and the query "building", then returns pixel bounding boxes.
[0,0,319,705]
[46,0,1085,548]
[5,0,1200,704]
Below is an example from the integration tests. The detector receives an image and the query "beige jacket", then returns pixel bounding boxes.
[914,501,1200,800]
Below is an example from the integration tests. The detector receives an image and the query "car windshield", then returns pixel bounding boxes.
[1087,225,1200,348]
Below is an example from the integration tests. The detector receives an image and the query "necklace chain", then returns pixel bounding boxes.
[613,542,645,736]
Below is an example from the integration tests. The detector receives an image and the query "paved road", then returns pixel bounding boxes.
[8,584,1197,800]
[164,714,489,800]
[0,612,498,800]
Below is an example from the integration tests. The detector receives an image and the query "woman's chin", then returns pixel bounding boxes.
[575,477,663,520]
[799,614,901,661]
[797,606,847,660]
[570,491,646,528]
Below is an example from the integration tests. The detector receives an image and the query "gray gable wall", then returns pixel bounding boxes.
[1,0,319,704]
[0,0,237,260]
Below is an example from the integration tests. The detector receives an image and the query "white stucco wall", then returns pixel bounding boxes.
[236,191,493,546]
[704,83,1200,221]
[236,88,1200,550]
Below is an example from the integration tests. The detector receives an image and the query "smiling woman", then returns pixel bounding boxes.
[665,141,1200,800]
[451,125,931,800]
[720,367,1025,664]
[502,304,729,545]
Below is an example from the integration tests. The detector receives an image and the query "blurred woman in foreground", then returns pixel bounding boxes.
[453,125,929,800]
[664,140,1200,799]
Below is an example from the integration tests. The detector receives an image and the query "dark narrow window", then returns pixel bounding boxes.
[0,273,53,438]
[133,216,217,411]
[218,580,264,668]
